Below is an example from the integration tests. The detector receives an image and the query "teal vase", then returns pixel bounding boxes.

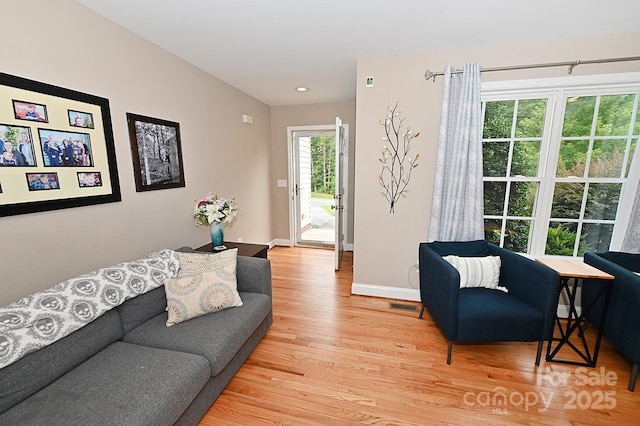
[209,222,224,247]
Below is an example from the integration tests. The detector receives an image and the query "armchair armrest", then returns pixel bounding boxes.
[487,244,559,339]
[419,243,460,340]
[584,252,640,362]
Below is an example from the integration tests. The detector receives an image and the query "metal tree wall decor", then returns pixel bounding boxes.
[378,103,420,213]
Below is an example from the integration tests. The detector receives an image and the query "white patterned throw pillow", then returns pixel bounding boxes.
[165,249,242,326]
[443,255,507,293]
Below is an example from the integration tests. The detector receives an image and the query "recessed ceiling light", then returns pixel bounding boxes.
[296,87,309,92]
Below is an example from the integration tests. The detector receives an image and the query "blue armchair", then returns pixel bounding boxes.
[418,240,559,365]
[582,251,640,391]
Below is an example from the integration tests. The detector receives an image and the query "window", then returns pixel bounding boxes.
[482,74,640,257]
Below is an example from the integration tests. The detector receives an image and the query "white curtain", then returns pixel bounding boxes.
[612,141,640,253]
[428,62,484,242]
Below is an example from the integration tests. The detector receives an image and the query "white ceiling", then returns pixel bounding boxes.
[76,0,640,107]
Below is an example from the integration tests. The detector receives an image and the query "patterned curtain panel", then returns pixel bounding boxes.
[621,186,640,253]
[609,142,640,254]
[428,62,484,242]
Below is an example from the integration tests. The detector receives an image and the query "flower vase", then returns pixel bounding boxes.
[209,222,224,248]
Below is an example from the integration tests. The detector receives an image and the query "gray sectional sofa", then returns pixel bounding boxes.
[0,248,272,425]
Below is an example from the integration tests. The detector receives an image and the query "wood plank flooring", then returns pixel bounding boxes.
[199,246,639,425]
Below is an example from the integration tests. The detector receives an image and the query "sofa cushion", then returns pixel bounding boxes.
[0,341,210,426]
[123,292,271,376]
[165,270,243,327]
[116,286,168,335]
[0,309,122,415]
[176,248,237,278]
[166,249,242,326]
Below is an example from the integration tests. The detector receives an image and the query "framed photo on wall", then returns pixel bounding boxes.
[0,72,121,217]
[126,113,185,192]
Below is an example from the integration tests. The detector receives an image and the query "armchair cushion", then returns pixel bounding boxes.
[443,255,506,292]
[457,288,545,342]
[420,240,558,345]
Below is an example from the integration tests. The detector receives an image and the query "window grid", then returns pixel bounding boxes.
[482,84,640,257]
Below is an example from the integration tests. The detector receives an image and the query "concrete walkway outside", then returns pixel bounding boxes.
[300,196,335,244]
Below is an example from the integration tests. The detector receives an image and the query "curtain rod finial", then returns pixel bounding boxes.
[424,69,436,82]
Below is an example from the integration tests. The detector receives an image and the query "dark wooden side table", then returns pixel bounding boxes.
[195,241,268,259]
[536,257,614,367]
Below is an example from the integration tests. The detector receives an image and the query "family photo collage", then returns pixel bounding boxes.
[0,72,120,217]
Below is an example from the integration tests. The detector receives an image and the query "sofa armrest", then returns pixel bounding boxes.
[236,256,272,298]
[487,244,559,339]
[419,243,460,340]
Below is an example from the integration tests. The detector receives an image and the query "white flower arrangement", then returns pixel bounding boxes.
[192,192,238,226]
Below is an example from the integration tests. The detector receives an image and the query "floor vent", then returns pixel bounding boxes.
[389,302,419,312]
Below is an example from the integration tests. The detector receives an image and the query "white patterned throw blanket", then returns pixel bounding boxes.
[0,249,179,370]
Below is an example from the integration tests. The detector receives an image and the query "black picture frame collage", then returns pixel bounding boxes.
[0,72,121,217]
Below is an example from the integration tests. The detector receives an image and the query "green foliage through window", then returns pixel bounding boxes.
[482,89,639,256]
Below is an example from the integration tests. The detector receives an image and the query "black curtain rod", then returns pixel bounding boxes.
[424,56,640,82]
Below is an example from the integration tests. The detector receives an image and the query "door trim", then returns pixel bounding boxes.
[286,124,349,249]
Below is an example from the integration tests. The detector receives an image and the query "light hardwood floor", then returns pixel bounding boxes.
[200,246,639,425]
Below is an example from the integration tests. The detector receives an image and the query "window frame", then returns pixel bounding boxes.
[481,72,640,257]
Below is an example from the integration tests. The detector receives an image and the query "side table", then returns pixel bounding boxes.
[195,241,268,259]
[536,258,614,367]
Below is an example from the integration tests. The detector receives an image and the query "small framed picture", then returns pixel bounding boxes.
[26,173,60,191]
[77,172,102,187]
[12,100,48,123]
[68,110,95,129]
[126,113,185,192]
[1,124,37,166]
[38,129,93,167]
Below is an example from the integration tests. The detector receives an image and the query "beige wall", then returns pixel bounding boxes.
[354,32,640,299]
[0,0,272,306]
[270,102,356,245]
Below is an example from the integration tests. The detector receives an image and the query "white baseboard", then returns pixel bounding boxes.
[351,282,577,318]
[271,238,291,248]
[271,239,354,251]
[556,304,579,318]
[351,282,421,301]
